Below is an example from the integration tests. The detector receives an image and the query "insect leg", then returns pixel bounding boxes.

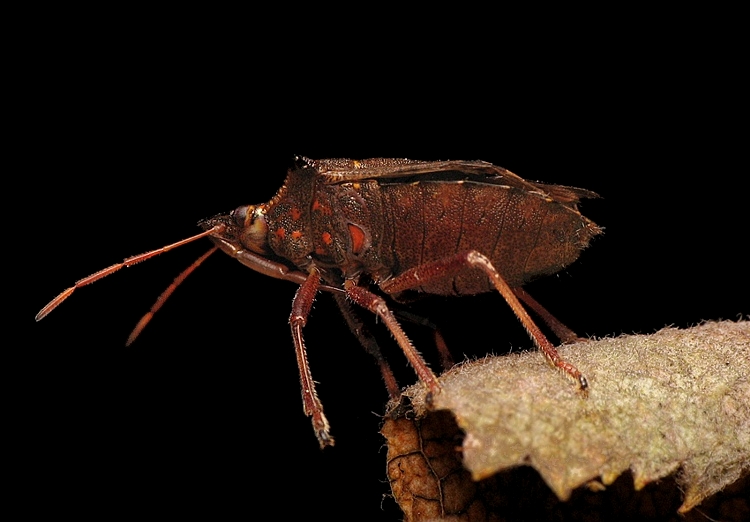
[289,268,334,448]
[512,287,583,344]
[343,281,441,397]
[391,309,454,371]
[332,293,401,399]
[380,251,588,391]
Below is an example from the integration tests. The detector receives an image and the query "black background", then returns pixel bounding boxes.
[26,17,747,521]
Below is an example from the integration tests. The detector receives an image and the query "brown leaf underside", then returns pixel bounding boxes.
[383,320,749,520]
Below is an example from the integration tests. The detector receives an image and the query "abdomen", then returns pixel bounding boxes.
[377,180,597,295]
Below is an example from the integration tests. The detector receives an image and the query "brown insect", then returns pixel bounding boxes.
[37,156,601,448]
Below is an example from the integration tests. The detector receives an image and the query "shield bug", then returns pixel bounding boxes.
[37,156,601,448]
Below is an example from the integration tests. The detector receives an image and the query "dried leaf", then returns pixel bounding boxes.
[384,320,749,520]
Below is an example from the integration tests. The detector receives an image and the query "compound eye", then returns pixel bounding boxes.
[241,206,269,254]
[232,205,251,227]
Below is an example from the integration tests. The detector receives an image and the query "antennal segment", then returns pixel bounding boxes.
[126,245,218,345]
[35,225,225,321]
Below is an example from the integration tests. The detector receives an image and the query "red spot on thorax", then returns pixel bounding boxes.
[322,232,333,245]
[312,199,332,215]
[291,230,303,240]
[347,224,365,254]
[275,228,286,240]
[291,206,302,221]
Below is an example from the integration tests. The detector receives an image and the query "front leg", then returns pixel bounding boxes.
[289,267,334,448]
